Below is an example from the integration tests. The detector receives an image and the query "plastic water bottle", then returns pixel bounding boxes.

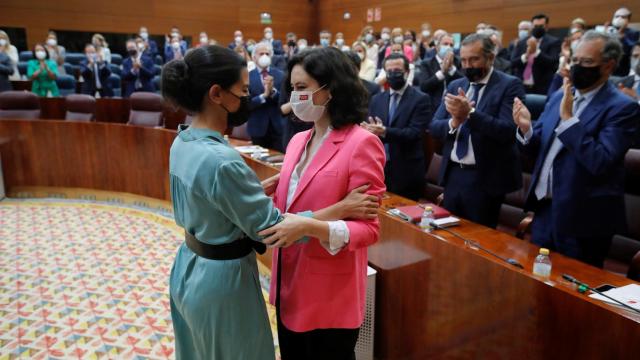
[533,248,552,278]
[419,206,435,232]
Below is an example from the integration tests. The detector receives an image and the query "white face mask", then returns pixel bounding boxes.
[140,32,148,40]
[298,44,307,51]
[265,31,273,40]
[381,33,390,41]
[612,16,626,29]
[171,32,179,38]
[35,50,47,60]
[200,36,208,44]
[336,38,344,46]
[422,30,431,38]
[291,85,329,123]
[0,39,6,46]
[46,38,57,46]
[393,36,404,44]
[631,58,639,73]
[235,36,243,43]
[257,54,271,68]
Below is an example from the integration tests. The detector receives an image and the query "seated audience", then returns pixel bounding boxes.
[28,43,59,97]
[122,39,154,97]
[80,43,113,98]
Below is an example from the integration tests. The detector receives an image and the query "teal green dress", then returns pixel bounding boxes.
[27,59,59,97]
[169,125,281,360]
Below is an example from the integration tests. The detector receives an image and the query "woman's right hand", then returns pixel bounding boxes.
[337,184,380,220]
[261,174,280,196]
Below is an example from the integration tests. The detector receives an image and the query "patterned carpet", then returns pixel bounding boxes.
[0,198,277,359]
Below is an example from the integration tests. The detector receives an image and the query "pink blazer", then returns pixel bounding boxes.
[269,124,386,332]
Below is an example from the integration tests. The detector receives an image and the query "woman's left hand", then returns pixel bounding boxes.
[261,174,280,196]
[259,213,308,248]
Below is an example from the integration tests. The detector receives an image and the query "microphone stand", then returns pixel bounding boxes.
[562,274,640,315]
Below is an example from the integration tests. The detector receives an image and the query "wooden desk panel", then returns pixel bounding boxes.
[0,120,175,200]
[1,120,639,358]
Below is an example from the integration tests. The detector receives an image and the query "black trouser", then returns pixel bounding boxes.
[442,163,504,229]
[277,315,359,360]
[531,199,612,268]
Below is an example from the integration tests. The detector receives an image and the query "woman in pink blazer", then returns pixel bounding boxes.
[259,47,386,359]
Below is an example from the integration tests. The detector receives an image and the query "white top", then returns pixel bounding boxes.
[448,67,494,165]
[2,45,19,80]
[286,127,350,255]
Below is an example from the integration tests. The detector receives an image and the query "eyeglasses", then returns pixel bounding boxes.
[570,57,601,67]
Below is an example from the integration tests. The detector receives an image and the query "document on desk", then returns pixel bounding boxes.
[588,284,640,310]
[234,145,268,154]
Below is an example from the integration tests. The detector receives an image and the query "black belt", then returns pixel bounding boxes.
[185,231,266,260]
[449,161,477,169]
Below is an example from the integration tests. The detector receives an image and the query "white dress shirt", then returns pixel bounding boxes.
[448,67,494,165]
[517,83,605,199]
[286,127,350,255]
[434,54,458,81]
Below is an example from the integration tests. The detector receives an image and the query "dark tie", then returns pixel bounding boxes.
[455,83,485,159]
[388,93,400,126]
[261,69,269,79]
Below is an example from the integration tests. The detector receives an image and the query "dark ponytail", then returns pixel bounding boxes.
[161,45,247,114]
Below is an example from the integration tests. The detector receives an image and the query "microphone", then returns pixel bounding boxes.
[562,274,640,315]
[430,222,524,269]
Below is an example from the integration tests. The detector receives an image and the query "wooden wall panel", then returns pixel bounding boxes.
[315,0,640,47]
[0,0,315,50]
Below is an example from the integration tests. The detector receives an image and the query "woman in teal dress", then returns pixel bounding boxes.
[161,45,379,359]
[27,43,59,97]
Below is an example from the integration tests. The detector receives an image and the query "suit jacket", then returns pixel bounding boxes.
[522,82,639,238]
[248,67,285,138]
[615,28,640,77]
[511,34,561,95]
[164,43,188,63]
[269,124,386,332]
[369,86,432,198]
[265,39,284,55]
[362,79,381,98]
[430,69,525,196]
[0,52,13,92]
[417,56,463,115]
[122,55,155,97]
[79,59,113,97]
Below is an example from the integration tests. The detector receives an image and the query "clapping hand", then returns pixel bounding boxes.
[445,88,474,128]
[512,97,532,134]
[361,116,385,136]
[526,37,538,55]
[560,77,574,121]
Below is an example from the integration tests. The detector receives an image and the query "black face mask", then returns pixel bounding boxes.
[570,64,602,90]
[223,91,251,127]
[387,70,406,90]
[531,26,546,39]
[127,49,137,57]
[288,40,296,47]
[463,67,486,83]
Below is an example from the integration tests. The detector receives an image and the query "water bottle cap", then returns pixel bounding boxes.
[539,248,549,256]
[424,206,433,211]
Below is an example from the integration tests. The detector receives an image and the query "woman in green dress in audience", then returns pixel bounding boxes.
[27,43,59,97]
[161,45,379,360]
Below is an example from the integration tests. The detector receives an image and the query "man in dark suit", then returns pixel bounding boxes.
[139,27,158,59]
[122,39,155,98]
[262,27,284,56]
[248,42,285,152]
[511,13,561,95]
[79,44,113,97]
[228,30,245,50]
[430,34,525,228]
[513,31,640,267]
[615,42,640,104]
[416,33,463,115]
[364,53,432,200]
[610,7,640,77]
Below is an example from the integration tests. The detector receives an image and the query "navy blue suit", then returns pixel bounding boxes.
[122,55,155,98]
[615,28,640,77]
[510,34,561,95]
[79,59,113,97]
[164,42,188,63]
[264,39,284,56]
[248,67,285,152]
[430,69,525,227]
[521,82,640,267]
[369,85,432,200]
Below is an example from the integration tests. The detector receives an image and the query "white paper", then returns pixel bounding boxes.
[588,284,640,310]
[234,145,268,154]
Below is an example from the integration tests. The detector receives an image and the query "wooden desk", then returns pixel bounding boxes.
[1,120,639,358]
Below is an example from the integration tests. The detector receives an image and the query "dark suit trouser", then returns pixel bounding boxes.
[442,164,504,229]
[277,315,359,360]
[385,162,423,201]
[531,200,612,268]
[251,118,284,153]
